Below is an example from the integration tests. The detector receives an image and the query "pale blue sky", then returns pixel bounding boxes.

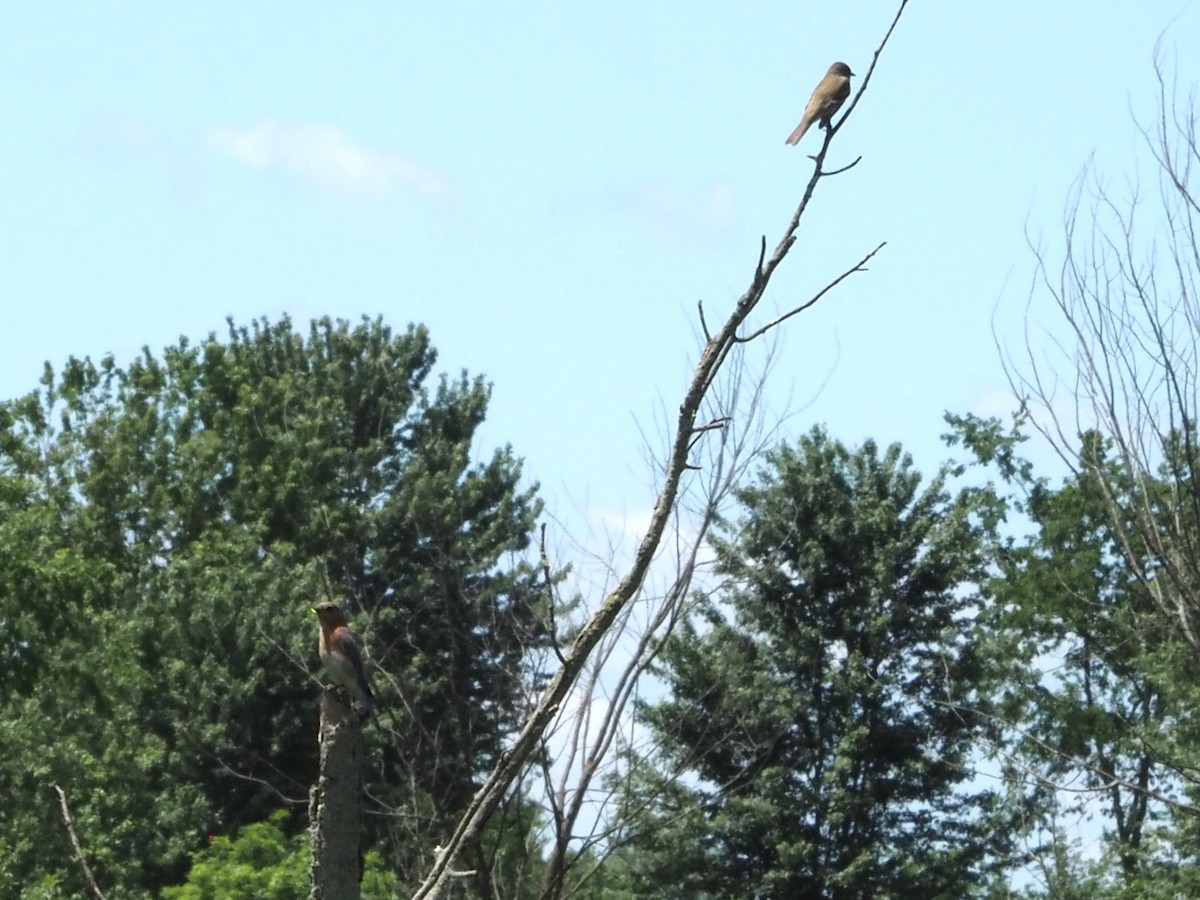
[3,1,1197,520]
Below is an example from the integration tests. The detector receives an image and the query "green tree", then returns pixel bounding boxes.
[0,316,547,898]
[162,809,400,900]
[612,427,1008,899]
[949,413,1200,898]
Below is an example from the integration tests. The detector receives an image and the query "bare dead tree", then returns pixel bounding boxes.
[1005,42,1200,652]
[409,4,907,896]
[526,338,801,900]
[309,688,367,900]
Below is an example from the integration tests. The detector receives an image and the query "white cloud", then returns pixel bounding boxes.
[204,120,453,203]
[626,180,738,238]
[571,178,740,245]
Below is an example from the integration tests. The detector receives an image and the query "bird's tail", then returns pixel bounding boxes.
[785,117,813,145]
[357,676,378,726]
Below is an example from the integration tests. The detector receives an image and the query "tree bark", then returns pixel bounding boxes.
[309,687,365,900]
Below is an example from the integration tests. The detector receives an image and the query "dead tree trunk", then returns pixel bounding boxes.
[309,687,365,900]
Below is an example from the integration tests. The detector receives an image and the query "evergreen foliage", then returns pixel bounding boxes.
[614,427,1009,898]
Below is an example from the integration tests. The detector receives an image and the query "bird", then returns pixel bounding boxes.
[786,61,854,146]
[312,601,377,723]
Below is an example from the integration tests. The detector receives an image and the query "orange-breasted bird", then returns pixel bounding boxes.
[786,61,854,146]
[312,601,376,723]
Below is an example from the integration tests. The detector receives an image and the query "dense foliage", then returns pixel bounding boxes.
[609,428,1011,899]
[0,316,547,898]
[5,317,1200,898]
[949,414,1200,898]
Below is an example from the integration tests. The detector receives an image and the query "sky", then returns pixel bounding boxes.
[7,2,1199,880]
[3,0,1198,532]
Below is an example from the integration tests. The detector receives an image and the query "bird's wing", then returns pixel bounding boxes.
[829,77,851,110]
[330,627,365,670]
[331,627,375,703]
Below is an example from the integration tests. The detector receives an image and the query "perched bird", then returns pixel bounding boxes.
[312,601,376,723]
[786,61,854,146]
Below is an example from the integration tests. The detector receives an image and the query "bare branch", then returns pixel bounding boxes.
[540,523,567,665]
[813,155,863,175]
[825,0,909,141]
[407,5,907,895]
[1000,44,1200,654]
[531,338,793,899]
[737,242,886,343]
[54,786,107,900]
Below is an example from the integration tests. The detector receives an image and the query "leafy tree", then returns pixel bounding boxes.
[612,427,1009,899]
[0,316,546,897]
[949,413,1200,898]
[162,809,400,900]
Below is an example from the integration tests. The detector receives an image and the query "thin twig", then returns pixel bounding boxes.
[408,5,908,896]
[737,242,887,343]
[819,156,864,176]
[540,523,566,664]
[826,0,909,140]
[54,785,107,900]
[697,300,712,341]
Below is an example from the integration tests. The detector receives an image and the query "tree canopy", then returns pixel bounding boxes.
[609,427,1010,899]
[0,316,546,898]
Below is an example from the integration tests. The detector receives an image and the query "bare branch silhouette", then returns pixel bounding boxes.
[409,4,907,895]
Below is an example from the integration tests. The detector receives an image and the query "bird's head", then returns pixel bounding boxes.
[311,601,348,627]
[829,61,854,78]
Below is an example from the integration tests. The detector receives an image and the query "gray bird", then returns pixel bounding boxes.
[786,61,854,145]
